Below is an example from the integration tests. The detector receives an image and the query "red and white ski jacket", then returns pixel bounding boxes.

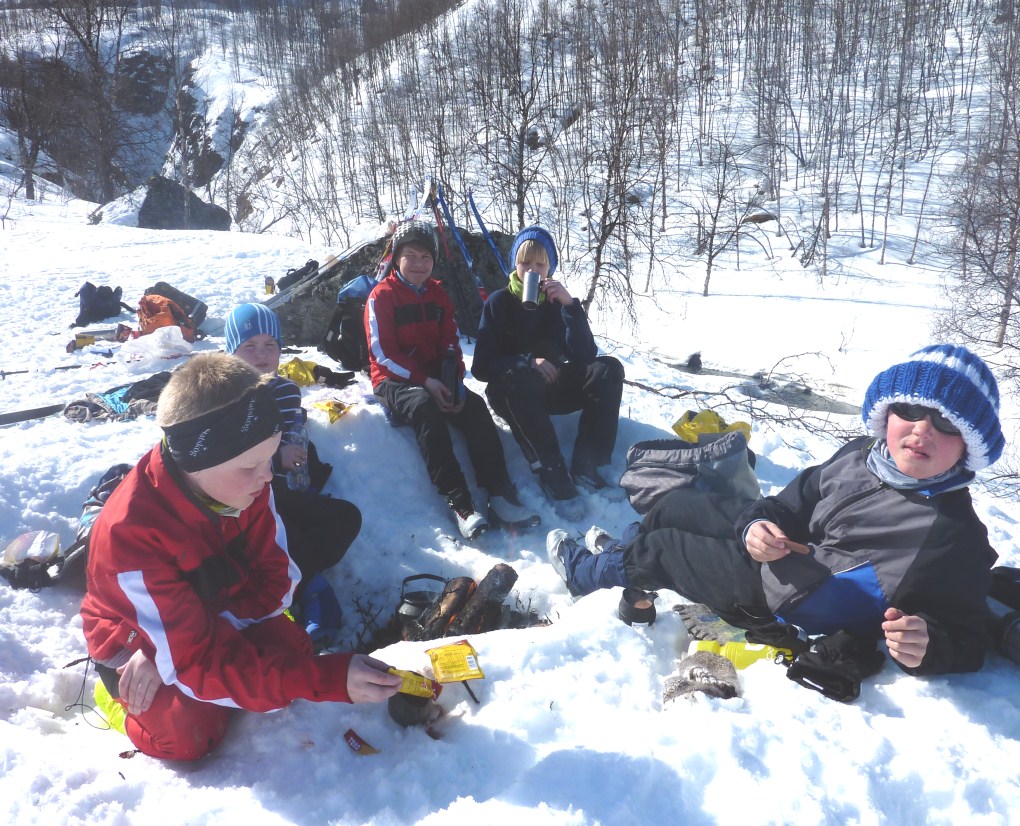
[80,443,353,711]
[365,273,462,389]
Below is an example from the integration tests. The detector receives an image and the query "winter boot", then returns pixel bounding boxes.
[539,462,585,521]
[93,680,127,735]
[584,525,613,553]
[546,529,629,596]
[448,492,488,540]
[488,484,541,532]
[572,460,625,502]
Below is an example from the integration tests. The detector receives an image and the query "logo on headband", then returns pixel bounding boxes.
[189,428,211,458]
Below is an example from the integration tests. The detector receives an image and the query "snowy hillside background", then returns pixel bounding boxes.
[3,153,1020,826]
[3,0,1020,823]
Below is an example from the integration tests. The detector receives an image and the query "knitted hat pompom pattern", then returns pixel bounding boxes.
[510,226,558,278]
[862,343,1004,471]
[224,303,282,354]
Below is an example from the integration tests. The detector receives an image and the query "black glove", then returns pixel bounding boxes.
[785,631,885,703]
[745,621,810,657]
[313,365,357,389]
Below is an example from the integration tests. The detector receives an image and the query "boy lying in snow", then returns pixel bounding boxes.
[549,344,1003,676]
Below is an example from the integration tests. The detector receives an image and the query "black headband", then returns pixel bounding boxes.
[163,384,282,472]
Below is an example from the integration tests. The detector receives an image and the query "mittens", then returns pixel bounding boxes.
[313,365,357,389]
[785,631,885,702]
[663,651,741,703]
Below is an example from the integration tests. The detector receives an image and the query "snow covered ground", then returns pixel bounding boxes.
[2,181,1020,825]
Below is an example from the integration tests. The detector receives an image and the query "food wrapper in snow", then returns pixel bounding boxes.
[388,668,442,700]
[427,639,485,683]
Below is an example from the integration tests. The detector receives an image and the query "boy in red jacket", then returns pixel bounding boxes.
[365,220,538,539]
[81,353,399,761]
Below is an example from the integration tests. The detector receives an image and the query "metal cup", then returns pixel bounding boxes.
[521,270,541,310]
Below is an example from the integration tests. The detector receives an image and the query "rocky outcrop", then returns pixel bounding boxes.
[137,176,231,230]
[271,229,514,346]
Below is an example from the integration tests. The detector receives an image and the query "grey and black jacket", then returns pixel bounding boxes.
[736,436,996,674]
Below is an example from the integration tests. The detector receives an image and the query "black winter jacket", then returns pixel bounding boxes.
[471,288,597,382]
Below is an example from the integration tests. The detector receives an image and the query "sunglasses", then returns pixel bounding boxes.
[888,403,961,436]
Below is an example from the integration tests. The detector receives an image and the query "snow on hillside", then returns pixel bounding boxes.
[2,173,1019,824]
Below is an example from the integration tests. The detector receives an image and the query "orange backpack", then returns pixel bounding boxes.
[137,294,199,342]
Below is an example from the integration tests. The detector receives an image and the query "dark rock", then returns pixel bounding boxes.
[137,176,231,231]
[116,51,172,116]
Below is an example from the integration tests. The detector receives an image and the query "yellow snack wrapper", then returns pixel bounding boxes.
[312,399,355,424]
[426,639,485,683]
[388,668,442,699]
[278,357,319,387]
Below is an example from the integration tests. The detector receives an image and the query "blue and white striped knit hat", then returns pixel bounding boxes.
[862,343,1004,471]
[224,303,282,354]
[509,226,558,278]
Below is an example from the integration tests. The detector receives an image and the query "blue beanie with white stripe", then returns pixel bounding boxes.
[224,303,282,354]
[862,343,1004,470]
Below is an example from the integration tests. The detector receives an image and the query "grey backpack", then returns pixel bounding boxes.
[620,431,760,514]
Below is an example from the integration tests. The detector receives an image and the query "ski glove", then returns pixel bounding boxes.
[313,365,357,389]
[785,631,885,702]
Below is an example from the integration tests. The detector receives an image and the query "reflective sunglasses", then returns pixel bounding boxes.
[888,403,961,436]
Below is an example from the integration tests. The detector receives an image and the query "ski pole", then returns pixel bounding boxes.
[467,190,509,274]
[437,184,488,302]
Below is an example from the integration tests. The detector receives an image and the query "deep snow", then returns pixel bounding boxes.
[2,176,1020,825]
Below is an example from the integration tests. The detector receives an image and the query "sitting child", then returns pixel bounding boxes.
[472,226,625,520]
[81,354,400,761]
[548,344,1004,675]
[365,220,539,538]
[225,302,362,649]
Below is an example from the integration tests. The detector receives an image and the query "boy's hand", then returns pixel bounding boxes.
[745,521,806,562]
[531,356,559,384]
[279,442,307,471]
[882,607,929,668]
[541,279,572,306]
[424,377,457,412]
[117,650,162,715]
[346,654,402,703]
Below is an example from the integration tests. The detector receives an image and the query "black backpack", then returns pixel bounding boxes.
[0,463,132,589]
[143,282,208,328]
[319,274,377,372]
[278,259,319,292]
[72,281,134,328]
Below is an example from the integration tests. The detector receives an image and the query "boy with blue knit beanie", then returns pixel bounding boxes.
[473,226,625,521]
[225,302,361,650]
[548,344,1004,676]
